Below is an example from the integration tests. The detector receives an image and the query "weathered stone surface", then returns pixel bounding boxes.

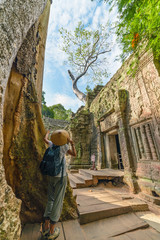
[0,0,48,239]
[70,51,160,198]
[88,52,160,196]
[0,0,48,101]
[43,116,69,131]
[136,162,152,179]
[69,86,103,169]
[3,67,47,223]
[0,0,77,239]
[151,162,160,181]
[69,107,92,168]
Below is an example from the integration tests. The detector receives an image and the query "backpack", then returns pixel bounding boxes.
[40,144,64,178]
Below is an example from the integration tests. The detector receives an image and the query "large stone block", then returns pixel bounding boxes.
[136,162,152,179]
[151,162,160,181]
[137,179,154,195]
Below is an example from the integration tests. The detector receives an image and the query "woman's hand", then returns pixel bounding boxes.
[67,138,76,156]
[44,130,50,144]
[68,138,74,145]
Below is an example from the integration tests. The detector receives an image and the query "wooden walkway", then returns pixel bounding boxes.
[21,214,160,240]
[74,187,149,224]
[68,168,124,188]
[21,186,160,240]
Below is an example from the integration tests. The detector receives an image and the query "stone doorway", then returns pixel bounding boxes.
[103,130,124,170]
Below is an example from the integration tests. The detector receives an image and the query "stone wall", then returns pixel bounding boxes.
[0,0,48,239]
[69,86,104,169]
[90,51,160,195]
[43,116,69,131]
[69,51,160,197]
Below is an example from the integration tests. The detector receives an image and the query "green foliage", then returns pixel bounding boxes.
[94,0,160,60]
[59,21,111,85]
[42,104,54,118]
[42,91,46,105]
[42,104,72,120]
[48,104,72,120]
[41,92,72,120]
[85,85,92,94]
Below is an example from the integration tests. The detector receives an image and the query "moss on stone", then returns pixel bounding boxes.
[60,178,78,221]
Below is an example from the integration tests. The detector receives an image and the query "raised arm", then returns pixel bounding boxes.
[44,130,50,145]
[67,138,76,157]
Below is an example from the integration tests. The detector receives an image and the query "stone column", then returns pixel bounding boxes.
[135,127,145,159]
[140,125,152,160]
[117,89,137,193]
[145,124,158,160]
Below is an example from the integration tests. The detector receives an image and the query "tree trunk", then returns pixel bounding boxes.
[68,70,86,103]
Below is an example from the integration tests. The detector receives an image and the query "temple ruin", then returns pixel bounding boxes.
[0,0,160,239]
[70,51,160,198]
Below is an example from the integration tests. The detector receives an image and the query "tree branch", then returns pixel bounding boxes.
[75,56,98,84]
[68,70,75,83]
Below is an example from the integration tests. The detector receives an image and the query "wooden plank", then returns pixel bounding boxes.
[69,180,76,189]
[135,211,160,233]
[126,228,160,240]
[21,222,64,240]
[81,213,149,240]
[68,173,85,184]
[108,235,130,240]
[78,200,132,213]
[74,173,93,181]
[78,198,148,213]
[79,169,124,177]
[79,203,131,224]
[62,219,86,240]
[109,228,160,240]
[21,224,34,240]
[76,194,119,207]
[108,222,149,238]
[73,187,114,197]
[32,224,42,240]
[56,222,65,240]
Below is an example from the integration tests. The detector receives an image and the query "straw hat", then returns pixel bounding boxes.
[50,129,69,146]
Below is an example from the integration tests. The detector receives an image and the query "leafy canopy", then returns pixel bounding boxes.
[41,92,72,120]
[94,0,160,60]
[59,21,111,85]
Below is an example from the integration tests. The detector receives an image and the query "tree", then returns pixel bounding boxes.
[59,22,111,103]
[42,91,46,105]
[93,0,160,61]
[49,104,72,120]
[41,93,72,120]
[42,104,54,118]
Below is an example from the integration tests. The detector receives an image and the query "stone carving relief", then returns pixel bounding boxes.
[142,62,160,118]
[100,112,118,132]
[137,71,152,119]
[131,121,159,162]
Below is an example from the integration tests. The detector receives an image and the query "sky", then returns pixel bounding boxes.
[43,0,122,113]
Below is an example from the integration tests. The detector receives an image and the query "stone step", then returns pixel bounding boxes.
[68,173,86,188]
[73,173,93,187]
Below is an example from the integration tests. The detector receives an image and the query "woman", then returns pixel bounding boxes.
[42,129,76,240]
